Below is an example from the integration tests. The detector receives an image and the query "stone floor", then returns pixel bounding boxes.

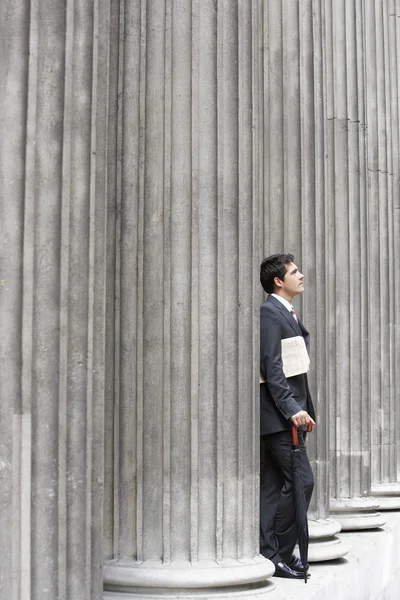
[270,511,400,600]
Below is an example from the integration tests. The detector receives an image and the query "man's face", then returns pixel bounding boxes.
[274,262,304,299]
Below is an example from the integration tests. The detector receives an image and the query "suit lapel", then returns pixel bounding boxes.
[297,318,310,352]
[267,295,302,336]
[298,318,309,337]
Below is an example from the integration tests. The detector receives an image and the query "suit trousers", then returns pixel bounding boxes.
[260,430,314,565]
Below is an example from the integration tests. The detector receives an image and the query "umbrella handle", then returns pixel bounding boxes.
[291,421,313,445]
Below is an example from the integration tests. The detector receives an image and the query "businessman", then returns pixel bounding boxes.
[259,253,315,579]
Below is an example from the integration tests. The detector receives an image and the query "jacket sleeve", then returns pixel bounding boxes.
[260,305,302,420]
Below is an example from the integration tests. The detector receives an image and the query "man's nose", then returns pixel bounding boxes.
[298,272,304,280]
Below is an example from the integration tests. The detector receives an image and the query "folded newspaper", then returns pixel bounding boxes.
[260,335,310,382]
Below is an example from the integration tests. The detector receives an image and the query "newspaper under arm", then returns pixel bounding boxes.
[260,335,310,383]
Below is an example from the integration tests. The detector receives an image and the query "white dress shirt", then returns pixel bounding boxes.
[271,293,295,316]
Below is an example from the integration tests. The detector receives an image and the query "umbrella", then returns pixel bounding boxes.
[291,422,313,583]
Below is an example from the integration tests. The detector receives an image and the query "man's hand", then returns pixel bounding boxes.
[290,410,316,428]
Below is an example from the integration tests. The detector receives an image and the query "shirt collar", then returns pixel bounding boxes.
[270,293,293,314]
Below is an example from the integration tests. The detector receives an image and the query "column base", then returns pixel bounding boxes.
[307,518,350,562]
[370,483,400,509]
[330,497,386,530]
[103,557,283,600]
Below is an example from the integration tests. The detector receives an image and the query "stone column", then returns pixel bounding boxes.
[1,1,110,599]
[366,0,400,510]
[102,2,278,598]
[326,0,385,530]
[393,2,400,484]
[261,0,347,561]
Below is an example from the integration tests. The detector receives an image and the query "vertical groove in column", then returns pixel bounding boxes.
[305,0,326,519]
[383,1,395,484]
[1,2,29,598]
[324,0,337,514]
[103,0,121,561]
[65,0,97,593]
[299,0,314,336]
[238,0,254,559]
[111,0,124,559]
[136,0,146,561]
[135,0,147,561]
[300,0,323,517]
[194,0,218,563]
[142,0,166,561]
[346,0,360,500]
[30,0,65,597]
[252,0,264,555]
[376,0,390,485]
[397,0,400,481]
[162,0,172,565]
[365,0,381,488]
[216,1,224,564]
[169,0,193,561]
[283,1,301,251]
[20,3,40,597]
[332,0,350,501]
[58,0,74,595]
[389,0,400,481]
[87,0,101,594]
[263,1,284,253]
[90,1,109,595]
[258,1,265,282]
[385,1,397,486]
[356,0,371,499]
[332,0,351,501]
[368,0,397,495]
[190,0,200,565]
[217,0,240,561]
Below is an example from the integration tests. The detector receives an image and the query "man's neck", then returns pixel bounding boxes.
[273,291,294,304]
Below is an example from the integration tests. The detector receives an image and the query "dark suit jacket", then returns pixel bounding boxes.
[260,295,316,436]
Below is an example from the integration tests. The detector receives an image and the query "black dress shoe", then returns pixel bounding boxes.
[274,561,310,579]
[286,555,309,573]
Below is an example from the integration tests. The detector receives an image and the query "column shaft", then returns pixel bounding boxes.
[327,0,385,530]
[261,0,348,562]
[1,1,111,598]
[103,2,277,598]
[367,0,400,509]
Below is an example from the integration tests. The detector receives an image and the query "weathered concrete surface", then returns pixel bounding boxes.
[272,511,400,600]
[102,0,276,597]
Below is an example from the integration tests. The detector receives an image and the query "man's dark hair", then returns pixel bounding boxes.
[260,253,294,294]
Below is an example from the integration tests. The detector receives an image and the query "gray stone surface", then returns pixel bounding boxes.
[1,0,111,598]
[272,511,400,600]
[261,0,347,561]
[324,0,382,531]
[103,0,274,597]
[365,0,400,505]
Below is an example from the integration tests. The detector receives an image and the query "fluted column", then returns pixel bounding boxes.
[1,1,110,599]
[393,2,400,484]
[261,0,347,562]
[326,0,385,530]
[366,0,400,510]
[102,2,278,599]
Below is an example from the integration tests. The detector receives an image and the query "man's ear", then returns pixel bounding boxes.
[274,276,283,289]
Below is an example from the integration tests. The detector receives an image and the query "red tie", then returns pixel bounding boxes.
[290,307,298,323]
